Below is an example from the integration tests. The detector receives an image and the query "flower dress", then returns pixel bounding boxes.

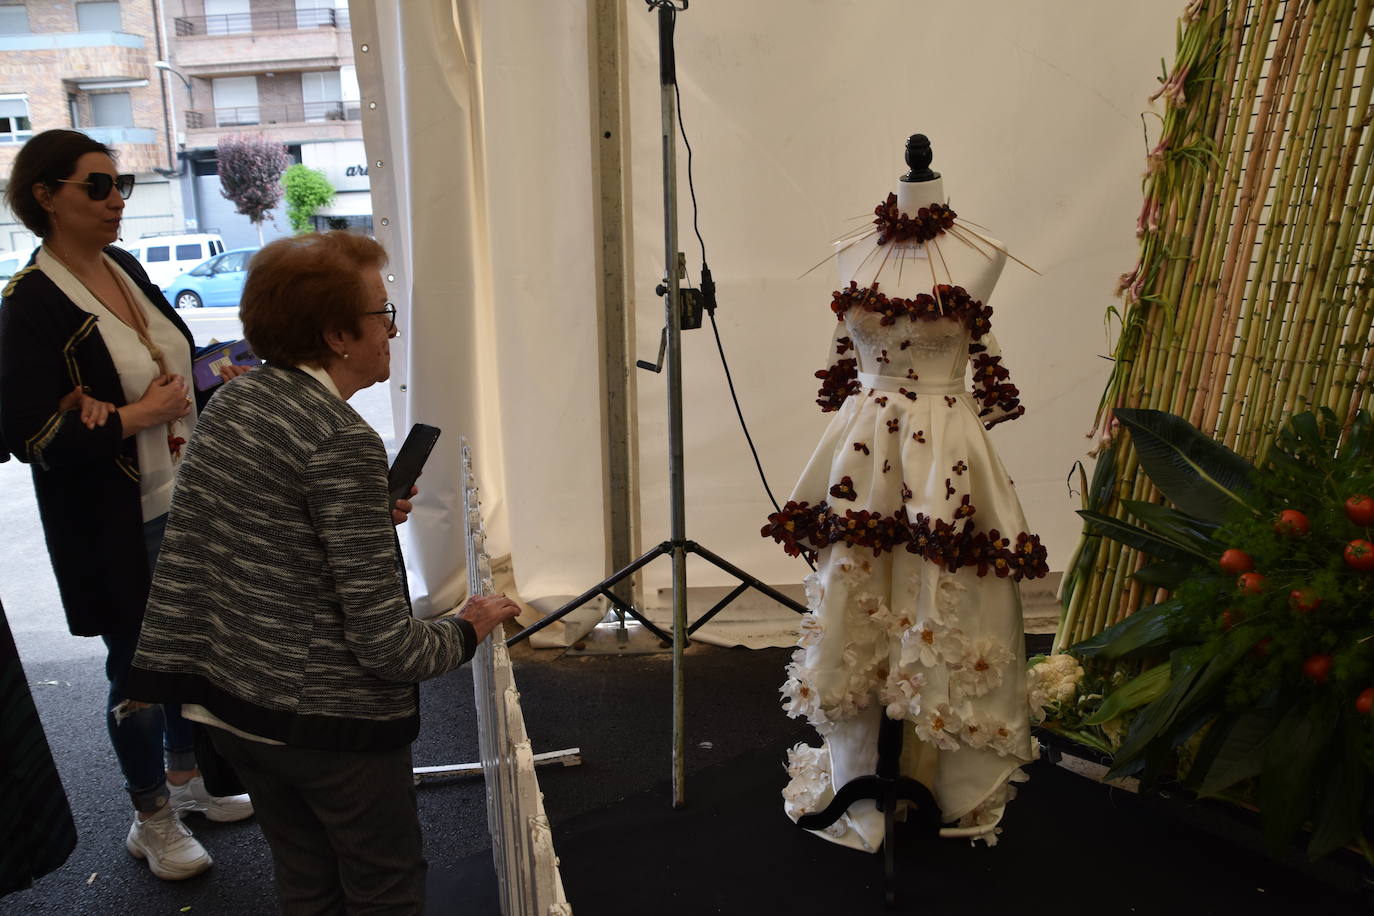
[762,278,1049,851]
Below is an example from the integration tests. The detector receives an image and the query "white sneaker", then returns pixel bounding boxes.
[126,805,213,881]
[169,776,254,823]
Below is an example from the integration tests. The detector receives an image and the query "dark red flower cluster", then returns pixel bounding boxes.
[972,353,1022,425]
[872,193,957,246]
[759,500,1049,580]
[829,281,994,340]
[829,476,857,501]
[815,357,862,412]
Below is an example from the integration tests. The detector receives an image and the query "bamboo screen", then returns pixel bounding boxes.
[1057,0,1374,649]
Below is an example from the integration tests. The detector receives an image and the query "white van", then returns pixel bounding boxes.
[125,232,226,290]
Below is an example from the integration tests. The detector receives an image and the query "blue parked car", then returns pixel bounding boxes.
[163,247,258,309]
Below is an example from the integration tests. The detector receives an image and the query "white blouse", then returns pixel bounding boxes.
[37,247,196,522]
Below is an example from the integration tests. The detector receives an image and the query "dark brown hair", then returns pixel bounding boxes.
[4,129,115,238]
[240,231,388,366]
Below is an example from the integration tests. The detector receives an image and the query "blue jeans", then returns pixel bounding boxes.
[102,512,196,813]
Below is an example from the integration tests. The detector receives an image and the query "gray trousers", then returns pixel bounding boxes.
[208,727,426,916]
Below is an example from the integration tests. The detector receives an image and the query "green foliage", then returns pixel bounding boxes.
[1066,408,1374,861]
[282,164,336,234]
[217,134,290,226]
[1114,408,1256,521]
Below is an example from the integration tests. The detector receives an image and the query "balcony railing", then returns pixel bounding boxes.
[173,8,350,37]
[185,101,361,129]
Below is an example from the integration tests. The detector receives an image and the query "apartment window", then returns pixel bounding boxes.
[301,70,343,122]
[212,76,259,126]
[0,5,30,34]
[294,0,345,29]
[205,0,250,36]
[0,96,33,144]
[89,92,133,127]
[76,1,121,31]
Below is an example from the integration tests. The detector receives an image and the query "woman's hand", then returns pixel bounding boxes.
[58,386,116,430]
[118,375,191,437]
[218,363,253,383]
[454,594,522,643]
[392,485,419,526]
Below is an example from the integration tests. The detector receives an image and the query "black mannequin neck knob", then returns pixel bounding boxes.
[901,133,939,183]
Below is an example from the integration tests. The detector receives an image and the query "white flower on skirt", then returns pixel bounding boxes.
[959,715,994,751]
[900,618,967,669]
[780,649,827,727]
[933,573,967,624]
[985,720,1021,757]
[879,671,927,721]
[950,638,1015,698]
[797,613,824,648]
[782,742,831,814]
[914,702,964,751]
[835,555,873,591]
[803,572,825,610]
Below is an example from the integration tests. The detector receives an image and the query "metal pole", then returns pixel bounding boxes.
[655,2,688,810]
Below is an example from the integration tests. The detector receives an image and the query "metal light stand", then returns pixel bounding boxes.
[506,0,804,809]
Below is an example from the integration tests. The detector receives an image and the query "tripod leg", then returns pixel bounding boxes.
[507,542,672,646]
[686,541,807,614]
[685,583,749,635]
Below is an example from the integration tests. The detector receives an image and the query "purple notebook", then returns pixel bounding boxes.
[192,339,260,391]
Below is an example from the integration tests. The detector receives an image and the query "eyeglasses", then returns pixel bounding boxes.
[55,173,136,201]
[364,303,398,334]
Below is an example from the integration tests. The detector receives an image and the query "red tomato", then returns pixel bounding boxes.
[1273,509,1310,537]
[1346,495,1374,526]
[1237,571,1266,594]
[1251,636,1273,658]
[1356,688,1374,715]
[1345,539,1374,571]
[1288,587,1321,614]
[1303,654,1333,684]
[1220,609,1242,631]
[1219,549,1254,575]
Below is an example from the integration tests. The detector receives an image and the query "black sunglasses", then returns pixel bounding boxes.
[55,172,136,201]
[364,303,398,334]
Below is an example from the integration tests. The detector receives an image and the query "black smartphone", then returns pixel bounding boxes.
[388,423,441,504]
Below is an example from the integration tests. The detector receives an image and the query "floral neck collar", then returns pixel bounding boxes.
[872,193,957,245]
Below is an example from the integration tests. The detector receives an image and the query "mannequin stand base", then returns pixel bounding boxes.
[795,716,941,909]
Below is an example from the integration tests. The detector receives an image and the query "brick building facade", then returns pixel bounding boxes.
[0,0,181,249]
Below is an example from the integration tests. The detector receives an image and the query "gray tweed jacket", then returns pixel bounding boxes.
[126,365,475,751]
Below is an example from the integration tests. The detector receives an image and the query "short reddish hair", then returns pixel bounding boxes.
[240,231,387,366]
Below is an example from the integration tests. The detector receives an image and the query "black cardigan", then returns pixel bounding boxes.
[0,246,206,637]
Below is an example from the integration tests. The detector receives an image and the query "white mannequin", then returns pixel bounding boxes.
[795,160,1026,848]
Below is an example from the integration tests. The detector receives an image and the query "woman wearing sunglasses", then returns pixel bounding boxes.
[0,129,251,882]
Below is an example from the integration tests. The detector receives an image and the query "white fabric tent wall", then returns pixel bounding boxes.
[350,0,1180,626]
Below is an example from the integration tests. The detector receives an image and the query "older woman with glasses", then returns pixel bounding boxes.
[0,129,253,883]
[125,231,520,915]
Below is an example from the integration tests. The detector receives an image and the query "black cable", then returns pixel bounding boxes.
[671,26,814,570]
[673,70,707,267]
